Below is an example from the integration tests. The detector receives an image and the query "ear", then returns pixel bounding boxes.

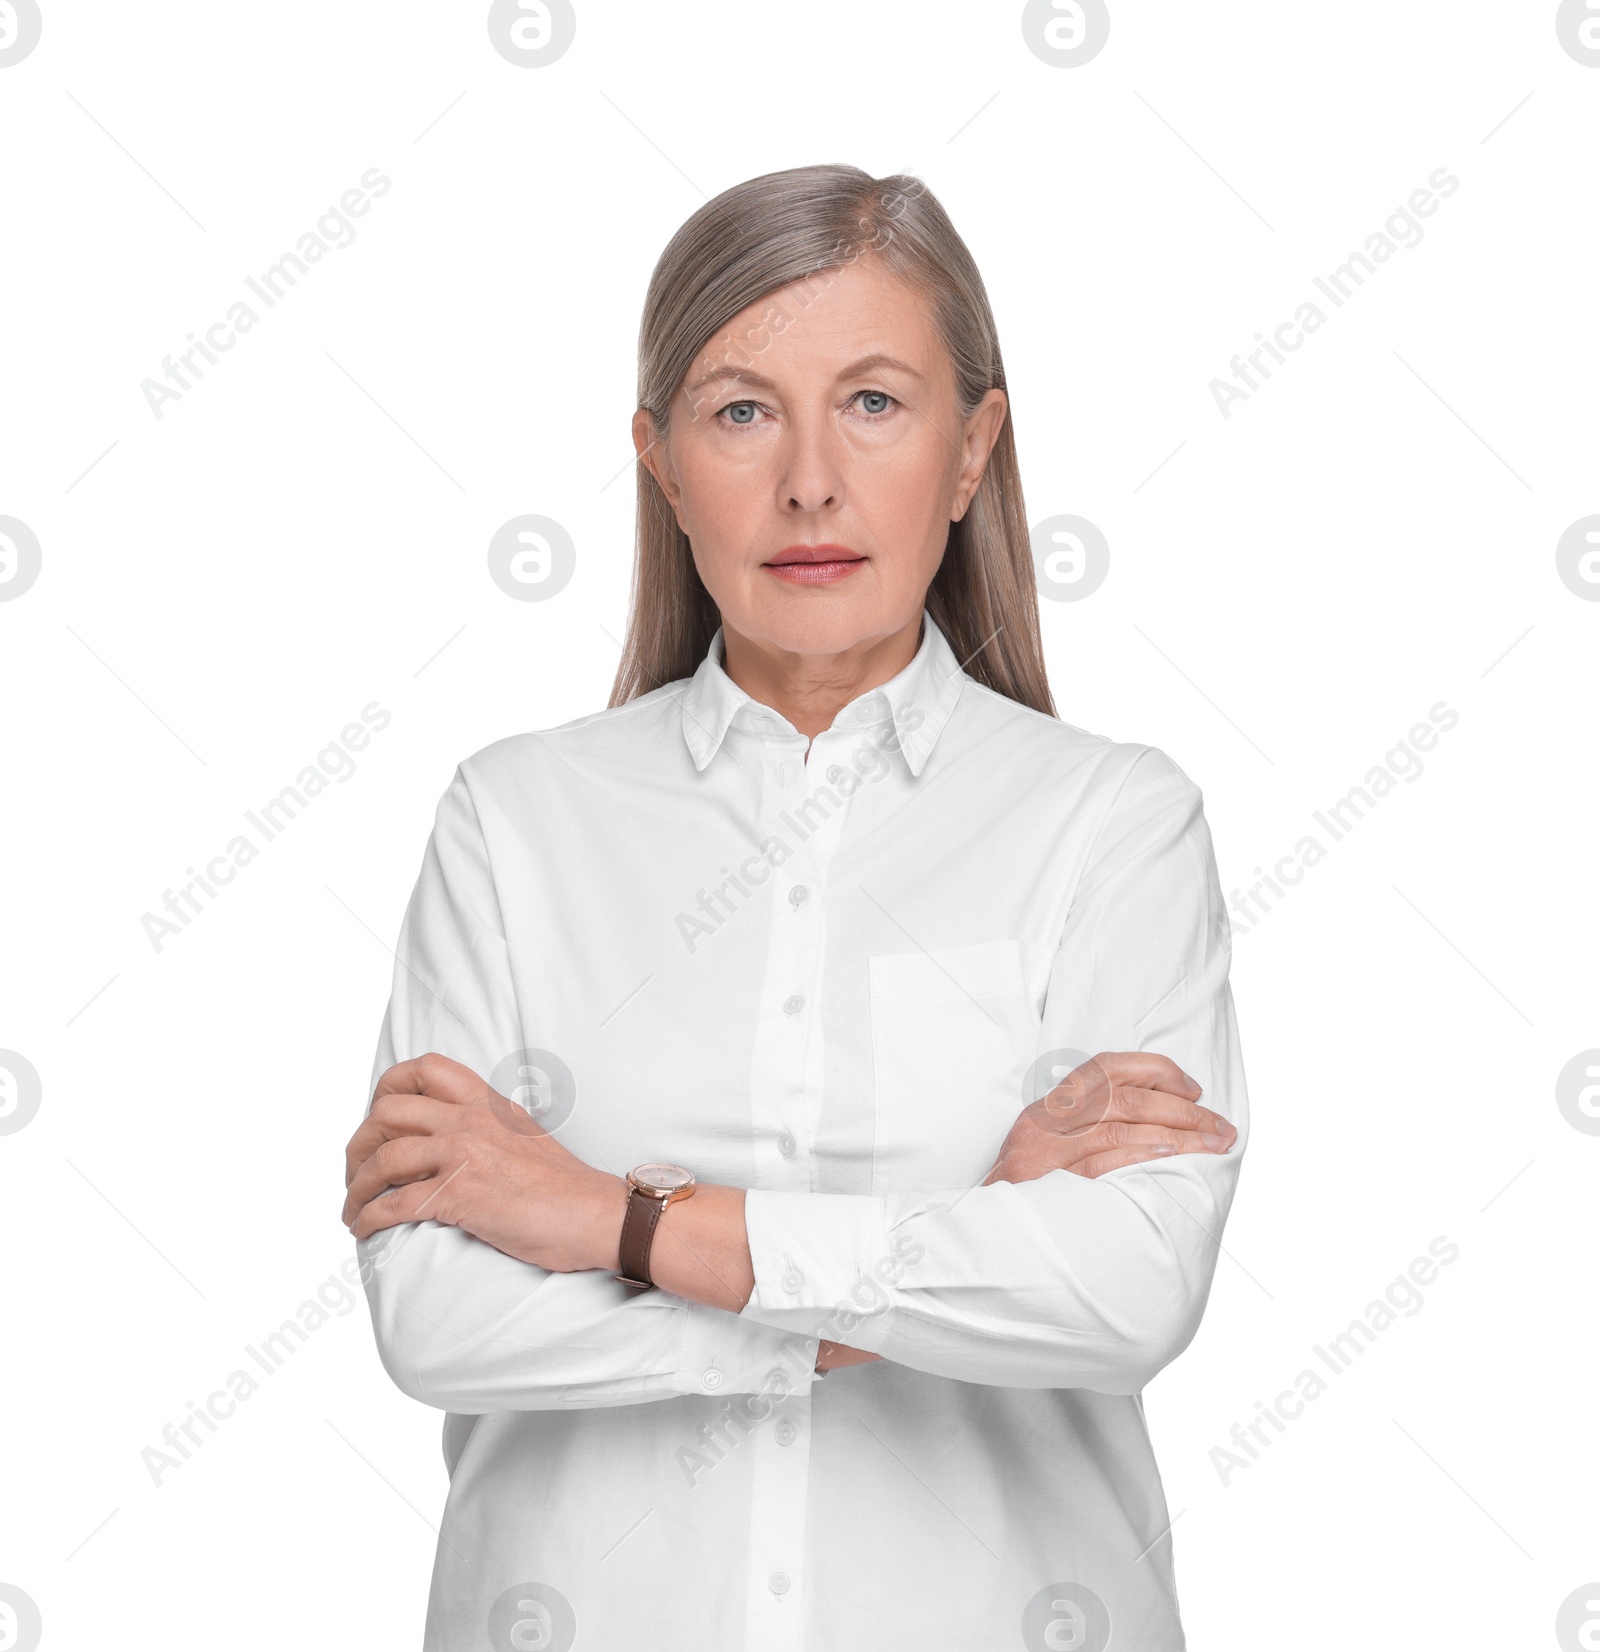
[951,388,1008,521]
[633,408,680,512]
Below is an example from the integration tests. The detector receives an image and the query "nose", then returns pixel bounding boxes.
[779,413,843,515]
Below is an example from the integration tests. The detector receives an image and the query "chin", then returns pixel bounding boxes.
[745,588,916,656]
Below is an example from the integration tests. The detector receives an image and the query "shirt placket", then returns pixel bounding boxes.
[741,716,853,1649]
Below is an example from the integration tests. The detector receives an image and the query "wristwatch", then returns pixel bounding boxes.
[615,1163,696,1291]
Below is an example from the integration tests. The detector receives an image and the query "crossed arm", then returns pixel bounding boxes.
[346,746,1247,1407]
[342,1046,1237,1371]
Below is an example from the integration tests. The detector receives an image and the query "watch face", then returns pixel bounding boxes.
[631,1163,694,1195]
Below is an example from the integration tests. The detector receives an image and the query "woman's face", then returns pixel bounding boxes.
[635,256,1008,662]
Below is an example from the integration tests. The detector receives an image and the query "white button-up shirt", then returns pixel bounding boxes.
[358,607,1249,1651]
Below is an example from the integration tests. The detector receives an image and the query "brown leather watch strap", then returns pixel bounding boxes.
[616,1187,666,1290]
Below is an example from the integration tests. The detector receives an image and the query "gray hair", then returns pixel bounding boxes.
[611,162,1055,719]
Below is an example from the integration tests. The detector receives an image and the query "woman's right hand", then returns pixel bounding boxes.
[983,1050,1235,1185]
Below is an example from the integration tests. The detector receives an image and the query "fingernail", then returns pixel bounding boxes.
[1200,1132,1230,1150]
[1150,1145,1176,1156]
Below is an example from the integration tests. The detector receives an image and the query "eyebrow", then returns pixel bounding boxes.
[684,351,925,397]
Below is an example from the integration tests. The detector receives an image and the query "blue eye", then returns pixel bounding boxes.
[715,390,898,429]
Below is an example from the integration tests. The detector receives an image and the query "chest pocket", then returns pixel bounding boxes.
[867,938,1040,1192]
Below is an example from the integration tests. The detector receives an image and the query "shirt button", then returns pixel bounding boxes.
[788,884,808,908]
[783,995,804,1015]
[826,765,847,785]
[702,1368,723,1391]
[781,1269,803,1293]
[768,1572,791,1596]
[775,1419,798,1447]
[778,1132,796,1158]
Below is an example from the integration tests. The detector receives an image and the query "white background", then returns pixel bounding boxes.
[1,3,1596,1648]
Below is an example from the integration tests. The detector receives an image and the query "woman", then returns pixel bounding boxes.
[343,163,1247,1652]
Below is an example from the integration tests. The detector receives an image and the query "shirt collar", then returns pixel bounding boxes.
[678,606,967,778]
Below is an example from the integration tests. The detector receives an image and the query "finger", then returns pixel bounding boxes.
[373,1052,495,1110]
[342,1135,447,1226]
[349,1166,464,1240]
[344,1093,464,1186]
[1023,1051,1202,1136]
[1093,1051,1202,1097]
[1071,1142,1189,1178]
[1097,1085,1236,1139]
[1066,1052,1201,1103]
[1073,1131,1231,1178]
[989,1118,1230,1184]
[1086,1120,1234,1157]
[1031,1054,1174,1136]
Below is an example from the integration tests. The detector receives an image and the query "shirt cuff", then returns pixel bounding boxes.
[739,1189,897,1349]
[672,1298,820,1400]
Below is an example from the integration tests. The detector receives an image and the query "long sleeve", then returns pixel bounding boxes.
[737,744,1250,1393]
[356,765,820,1413]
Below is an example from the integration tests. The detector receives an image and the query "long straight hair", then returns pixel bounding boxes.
[609,163,1057,719]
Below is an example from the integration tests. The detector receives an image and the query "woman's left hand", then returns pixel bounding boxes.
[342,1052,628,1274]
[982,1050,1231,1185]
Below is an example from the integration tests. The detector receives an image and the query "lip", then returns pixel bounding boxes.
[766,544,864,566]
[764,543,867,585]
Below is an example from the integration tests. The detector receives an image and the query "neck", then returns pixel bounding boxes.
[719,613,923,741]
